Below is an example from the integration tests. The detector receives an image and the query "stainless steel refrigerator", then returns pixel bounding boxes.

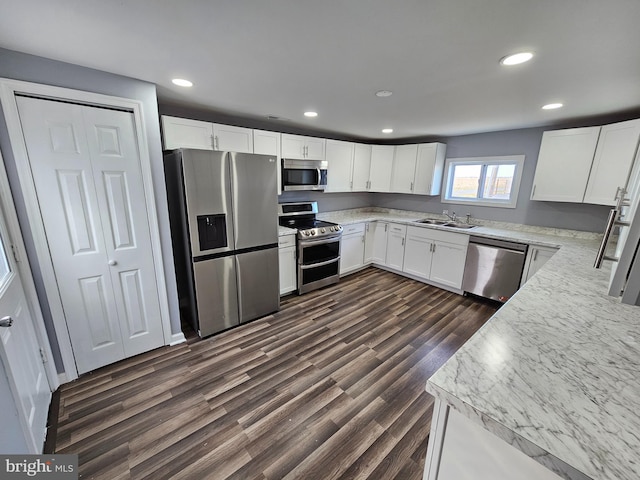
[164,149,280,337]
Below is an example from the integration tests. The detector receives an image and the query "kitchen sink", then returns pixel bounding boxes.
[442,222,476,229]
[415,218,476,229]
[415,218,449,225]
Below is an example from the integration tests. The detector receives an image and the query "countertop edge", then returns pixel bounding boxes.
[425,382,593,480]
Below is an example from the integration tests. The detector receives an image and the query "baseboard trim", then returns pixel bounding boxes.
[169,331,186,346]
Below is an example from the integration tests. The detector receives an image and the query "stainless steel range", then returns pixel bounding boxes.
[278,202,342,294]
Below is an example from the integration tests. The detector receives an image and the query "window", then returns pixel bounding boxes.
[442,155,525,208]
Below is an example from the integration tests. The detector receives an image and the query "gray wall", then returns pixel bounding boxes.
[0,48,181,373]
[374,127,611,232]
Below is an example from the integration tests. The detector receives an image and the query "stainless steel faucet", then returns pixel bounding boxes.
[445,211,457,222]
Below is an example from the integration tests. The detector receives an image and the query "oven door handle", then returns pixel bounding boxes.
[300,257,341,269]
[299,236,342,246]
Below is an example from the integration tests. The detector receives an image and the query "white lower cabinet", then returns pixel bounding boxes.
[278,235,297,295]
[365,221,388,265]
[429,240,468,289]
[340,223,366,275]
[521,245,558,285]
[386,223,407,270]
[402,226,469,290]
[424,400,563,480]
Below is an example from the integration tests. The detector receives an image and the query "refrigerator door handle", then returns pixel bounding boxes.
[594,208,619,268]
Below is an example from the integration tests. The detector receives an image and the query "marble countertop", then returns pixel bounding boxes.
[316,208,639,480]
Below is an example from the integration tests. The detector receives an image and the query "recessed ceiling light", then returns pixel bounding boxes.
[304,111,318,117]
[542,103,564,110]
[375,90,393,97]
[172,78,193,87]
[500,52,534,66]
[382,128,393,134]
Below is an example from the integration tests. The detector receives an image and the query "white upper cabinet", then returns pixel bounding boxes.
[325,140,355,192]
[281,134,326,160]
[583,119,640,205]
[212,123,253,153]
[253,129,282,194]
[161,116,252,153]
[253,129,281,156]
[369,145,395,192]
[414,143,446,195]
[532,121,640,205]
[531,127,601,202]
[162,116,214,150]
[391,145,419,193]
[352,144,372,191]
[390,143,446,195]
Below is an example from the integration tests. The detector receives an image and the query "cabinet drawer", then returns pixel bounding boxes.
[278,234,296,248]
[388,223,407,234]
[342,223,366,236]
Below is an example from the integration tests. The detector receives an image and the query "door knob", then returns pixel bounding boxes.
[0,316,13,327]
[108,260,118,266]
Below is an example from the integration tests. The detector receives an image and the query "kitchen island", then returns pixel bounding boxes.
[316,207,639,480]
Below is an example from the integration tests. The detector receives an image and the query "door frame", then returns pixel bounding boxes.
[0,78,173,381]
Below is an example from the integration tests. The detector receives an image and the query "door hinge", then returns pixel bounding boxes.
[39,347,48,364]
[11,244,20,263]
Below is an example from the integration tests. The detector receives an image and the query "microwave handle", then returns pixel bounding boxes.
[316,168,322,187]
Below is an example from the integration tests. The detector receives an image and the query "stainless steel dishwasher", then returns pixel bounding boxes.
[462,236,528,302]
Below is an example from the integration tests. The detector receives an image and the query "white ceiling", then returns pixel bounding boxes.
[1,0,640,140]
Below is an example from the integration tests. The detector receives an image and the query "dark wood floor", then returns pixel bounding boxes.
[53,268,498,480]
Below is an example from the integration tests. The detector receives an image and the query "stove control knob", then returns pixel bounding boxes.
[311,230,316,235]
[321,228,326,233]
[330,227,335,232]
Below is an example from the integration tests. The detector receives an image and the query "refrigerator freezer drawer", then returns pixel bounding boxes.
[193,256,239,336]
[236,247,280,323]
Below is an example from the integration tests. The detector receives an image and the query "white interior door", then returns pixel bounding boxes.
[0,199,50,453]
[16,96,164,374]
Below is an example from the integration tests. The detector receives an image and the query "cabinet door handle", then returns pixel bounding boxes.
[366,224,369,232]
[532,184,537,197]
[410,181,414,191]
[533,249,538,261]
[214,135,219,150]
[384,224,388,232]
[432,243,436,253]
[401,238,405,246]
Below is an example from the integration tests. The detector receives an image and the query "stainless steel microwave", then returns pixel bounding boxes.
[281,158,328,191]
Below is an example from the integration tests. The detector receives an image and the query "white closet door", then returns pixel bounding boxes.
[83,106,164,358]
[16,96,163,374]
